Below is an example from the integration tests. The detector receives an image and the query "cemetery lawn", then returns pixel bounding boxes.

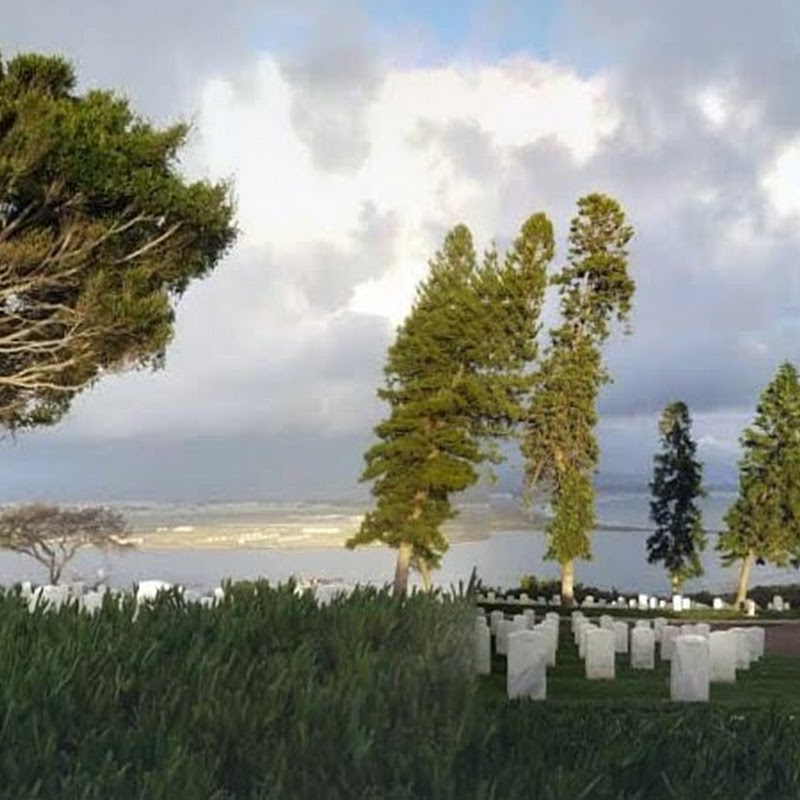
[479,624,800,709]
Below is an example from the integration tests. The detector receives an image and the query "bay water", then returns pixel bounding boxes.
[0,489,797,595]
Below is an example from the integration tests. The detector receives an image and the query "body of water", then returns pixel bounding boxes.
[0,490,796,595]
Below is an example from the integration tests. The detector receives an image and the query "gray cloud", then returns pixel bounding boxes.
[280,8,385,171]
[3,1,800,499]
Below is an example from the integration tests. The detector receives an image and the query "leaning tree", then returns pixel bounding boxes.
[522,193,635,606]
[647,400,706,593]
[348,214,553,596]
[0,52,236,431]
[0,503,132,584]
[718,362,800,606]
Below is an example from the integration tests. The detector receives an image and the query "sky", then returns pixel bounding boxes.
[1,0,800,502]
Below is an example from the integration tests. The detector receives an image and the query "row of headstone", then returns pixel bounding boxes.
[18,580,227,614]
[476,608,561,699]
[768,595,791,611]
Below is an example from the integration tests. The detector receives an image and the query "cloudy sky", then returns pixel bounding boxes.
[2,0,799,502]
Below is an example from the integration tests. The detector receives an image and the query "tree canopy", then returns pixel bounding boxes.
[718,361,800,605]
[0,52,237,430]
[647,400,706,592]
[348,214,553,596]
[522,193,634,605]
[0,503,131,584]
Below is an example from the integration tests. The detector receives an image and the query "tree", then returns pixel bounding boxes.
[647,401,706,593]
[717,362,800,606]
[348,214,553,596]
[522,193,635,606]
[0,503,132,584]
[0,52,237,430]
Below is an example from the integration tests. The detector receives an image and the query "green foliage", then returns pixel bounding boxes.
[718,362,800,568]
[647,401,707,590]
[0,52,237,429]
[522,194,635,576]
[350,214,552,587]
[1,585,800,798]
[0,582,476,799]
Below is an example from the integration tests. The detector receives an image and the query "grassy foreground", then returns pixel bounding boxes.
[0,583,799,799]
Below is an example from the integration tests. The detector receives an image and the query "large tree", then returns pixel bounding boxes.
[647,401,706,593]
[348,214,553,596]
[717,362,800,606]
[0,52,236,430]
[522,193,635,606]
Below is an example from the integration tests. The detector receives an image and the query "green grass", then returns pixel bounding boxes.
[478,619,800,709]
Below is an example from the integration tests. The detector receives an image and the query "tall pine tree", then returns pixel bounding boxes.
[647,401,706,593]
[522,193,634,605]
[348,215,553,596]
[718,362,800,606]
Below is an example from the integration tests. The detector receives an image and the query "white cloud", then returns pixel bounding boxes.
[761,135,800,221]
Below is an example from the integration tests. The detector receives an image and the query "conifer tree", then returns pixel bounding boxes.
[0,52,236,430]
[348,214,553,596]
[522,194,634,605]
[718,362,800,606]
[647,401,706,593]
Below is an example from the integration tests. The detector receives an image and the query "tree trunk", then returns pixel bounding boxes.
[671,574,681,595]
[734,550,755,608]
[560,559,575,607]
[419,558,432,592]
[393,541,412,598]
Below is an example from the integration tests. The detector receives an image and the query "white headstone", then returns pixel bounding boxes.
[614,621,629,654]
[579,622,598,659]
[551,594,561,606]
[475,620,491,675]
[745,627,765,660]
[729,628,751,669]
[507,630,547,700]
[136,580,172,603]
[681,596,692,611]
[630,627,655,669]
[670,635,710,702]
[537,621,558,666]
[545,611,559,625]
[680,624,697,636]
[537,596,547,605]
[648,596,659,610]
[773,595,784,612]
[487,591,496,601]
[653,617,667,643]
[600,614,614,631]
[672,594,683,612]
[628,598,638,609]
[520,592,530,603]
[709,631,736,683]
[490,610,504,635]
[659,599,668,609]
[523,609,536,627]
[745,599,756,617]
[586,627,615,679]
[695,623,711,638]
[583,594,595,607]
[80,591,105,615]
[638,593,648,609]
[511,614,528,635]
[496,619,511,656]
[660,625,679,660]
[635,619,651,629]
[712,597,724,610]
